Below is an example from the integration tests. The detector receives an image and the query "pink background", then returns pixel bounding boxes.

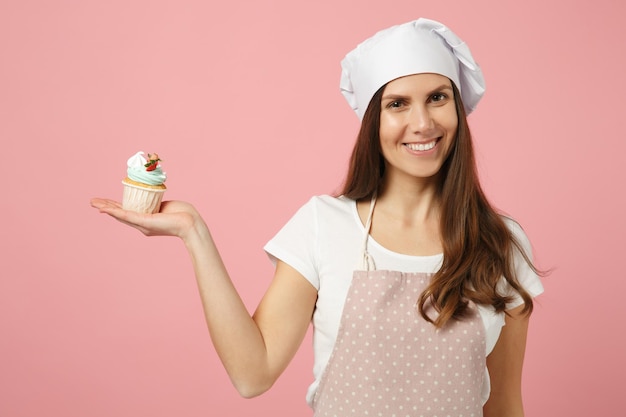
[1,0,624,415]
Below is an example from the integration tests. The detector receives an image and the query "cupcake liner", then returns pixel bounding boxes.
[122,181,166,214]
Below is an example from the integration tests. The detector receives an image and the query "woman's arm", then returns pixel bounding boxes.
[483,304,530,417]
[90,199,317,398]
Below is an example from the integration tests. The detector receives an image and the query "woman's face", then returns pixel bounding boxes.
[379,73,458,184]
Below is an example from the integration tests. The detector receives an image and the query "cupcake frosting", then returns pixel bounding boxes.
[126,151,167,185]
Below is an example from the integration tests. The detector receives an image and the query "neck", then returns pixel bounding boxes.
[376,173,441,224]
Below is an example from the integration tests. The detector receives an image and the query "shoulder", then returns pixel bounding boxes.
[498,215,545,300]
[307,194,354,208]
[299,194,357,221]
[275,194,357,233]
[500,215,533,252]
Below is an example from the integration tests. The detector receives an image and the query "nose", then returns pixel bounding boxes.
[408,105,435,133]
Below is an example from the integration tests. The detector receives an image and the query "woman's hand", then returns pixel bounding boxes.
[90,198,202,240]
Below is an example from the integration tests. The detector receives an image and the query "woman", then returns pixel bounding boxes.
[92,18,544,417]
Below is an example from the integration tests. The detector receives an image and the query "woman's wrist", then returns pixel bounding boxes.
[181,213,212,249]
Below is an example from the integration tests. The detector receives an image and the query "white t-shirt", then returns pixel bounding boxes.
[264,195,544,406]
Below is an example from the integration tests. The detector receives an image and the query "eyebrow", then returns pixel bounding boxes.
[382,84,453,101]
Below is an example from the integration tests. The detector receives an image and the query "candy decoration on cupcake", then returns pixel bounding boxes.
[144,153,161,172]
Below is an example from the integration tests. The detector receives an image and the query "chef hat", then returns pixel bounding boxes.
[340,18,486,120]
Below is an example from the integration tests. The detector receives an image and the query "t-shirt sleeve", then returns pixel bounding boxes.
[264,197,320,290]
[500,217,545,310]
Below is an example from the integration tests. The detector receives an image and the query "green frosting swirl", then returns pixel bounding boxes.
[127,166,166,185]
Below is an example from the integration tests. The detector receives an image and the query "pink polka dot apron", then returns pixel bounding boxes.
[312,197,486,417]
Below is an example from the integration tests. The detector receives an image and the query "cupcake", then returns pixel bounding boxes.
[121,151,167,213]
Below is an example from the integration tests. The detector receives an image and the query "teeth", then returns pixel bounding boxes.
[406,140,437,151]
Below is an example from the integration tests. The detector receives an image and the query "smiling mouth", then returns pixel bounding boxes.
[404,139,439,151]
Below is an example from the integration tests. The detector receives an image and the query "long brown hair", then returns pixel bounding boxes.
[341,82,538,327]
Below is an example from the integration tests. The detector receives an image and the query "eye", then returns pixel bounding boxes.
[430,92,448,103]
[386,99,406,109]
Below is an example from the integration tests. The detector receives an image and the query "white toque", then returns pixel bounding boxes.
[340,18,486,120]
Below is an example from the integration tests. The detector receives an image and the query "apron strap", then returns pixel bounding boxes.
[358,195,377,271]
